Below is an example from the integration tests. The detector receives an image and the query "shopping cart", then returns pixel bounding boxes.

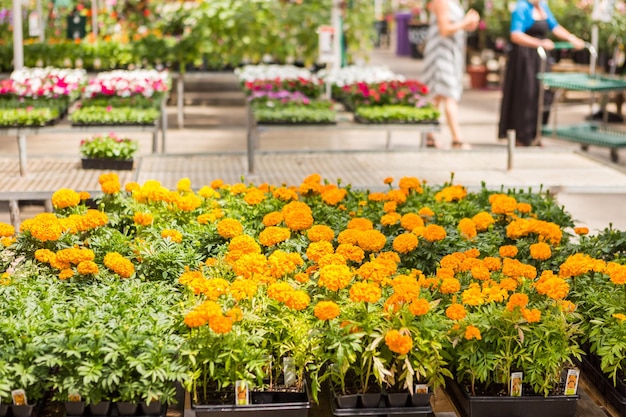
[537,42,626,162]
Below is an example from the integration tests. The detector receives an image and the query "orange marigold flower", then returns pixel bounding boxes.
[0,222,15,237]
[59,268,74,280]
[384,177,394,185]
[517,202,532,213]
[176,177,192,192]
[318,264,353,291]
[197,185,219,199]
[23,213,64,242]
[285,290,311,310]
[506,293,529,311]
[78,210,108,231]
[490,194,517,215]
[400,213,424,231]
[499,278,519,292]
[244,188,266,205]
[272,186,298,201]
[574,227,589,235]
[337,229,362,245]
[267,281,294,302]
[308,225,335,242]
[392,233,418,254]
[284,208,314,231]
[77,261,99,275]
[176,194,202,211]
[184,310,207,328]
[103,252,135,278]
[607,262,626,285]
[522,308,541,323]
[318,253,347,268]
[437,267,455,279]
[210,179,225,189]
[499,245,518,258]
[35,248,56,264]
[418,207,435,218]
[347,218,374,231]
[398,176,423,193]
[295,272,309,283]
[536,276,569,300]
[1,237,15,247]
[471,265,491,281]
[226,307,243,322]
[613,313,626,321]
[440,278,461,294]
[357,229,387,252]
[381,212,402,226]
[217,218,244,239]
[263,211,284,227]
[229,278,258,300]
[385,329,413,355]
[409,298,430,316]
[368,192,387,202]
[383,201,397,213]
[472,212,495,231]
[483,257,502,272]
[161,229,183,243]
[133,212,154,226]
[423,224,447,242]
[259,226,290,247]
[101,179,121,194]
[530,242,552,261]
[77,191,90,200]
[458,218,477,240]
[336,244,365,263]
[349,281,382,303]
[435,185,467,202]
[440,252,465,271]
[386,189,408,205]
[464,325,482,340]
[462,285,485,306]
[52,188,81,209]
[314,300,341,320]
[125,182,140,193]
[558,300,577,313]
[446,303,466,320]
[321,187,347,205]
[209,315,233,334]
[202,278,230,300]
[306,240,335,263]
[198,300,223,320]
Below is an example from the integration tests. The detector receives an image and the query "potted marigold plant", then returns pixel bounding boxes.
[79,133,138,170]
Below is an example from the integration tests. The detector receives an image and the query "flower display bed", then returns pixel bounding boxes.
[354,105,440,124]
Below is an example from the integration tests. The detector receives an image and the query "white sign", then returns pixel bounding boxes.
[591,0,615,22]
[318,25,337,65]
[28,12,41,37]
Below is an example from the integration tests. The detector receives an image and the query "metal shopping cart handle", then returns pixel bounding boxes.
[537,42,598,76]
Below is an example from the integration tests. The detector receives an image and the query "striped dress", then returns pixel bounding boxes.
[421,0,466,101]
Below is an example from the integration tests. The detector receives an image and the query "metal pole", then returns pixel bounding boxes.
[507,130,515,171]
[177,74,184,129]
[161,97,168,153]
[36,0,44,42]
[246,104,255,175]
[91,0,98,38]
[12,0,24,69]
[331,0,342,69]
[18,134,27,176]
[535,46,547,145]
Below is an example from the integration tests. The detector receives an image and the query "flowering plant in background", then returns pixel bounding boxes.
[236,64,324,99]
[337,80,431,109]
[79,133,139,160]
[0,171,621,404]
[83,69,171,99]
[2,67,87,100]
[318,65,405,87]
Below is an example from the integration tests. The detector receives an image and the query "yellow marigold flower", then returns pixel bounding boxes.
[384,177,394,185]
[229,183,247,195]
[203,278,230,300]
[337,229,362,245]
[267,281,294,302]
[381,212,402,226]
[77,261,99,275]
[217,218,244,239]
[285,290,311,311]
[409,298,430,316]
[522,308,541,323]
[398,176,423,193]
[318,264,353,291]
[499,245,518,258]
[499,278,519,292]
[263,211,284,227]
[1,237,15,247]
[490,194,517,215]
[558,300,577,313]
[613,313,626,321]
[23,213,64,242]
[464,325,482,340]
[400,213,424,231]
[440,278,461,294]
[209,315,233,334]
[392,233,418,254]
[385,329,413,355]
[437,267,455,279]
[229,278,258,300]
[133,212,154,226]
[176,194,202,211]
[348,218,374,231]
[336,244,365,263]
[349,282,381,303]
[195,185,216,199]
[103,252,135,278]
[472,212,495,232]
[259,226,290,247]
[101,179,121,194]
[383,201,397,213]
[314,300,340,320]
[0,222,15,237]
[607,262,626,285]
[574,227,589,235]
[59,268,74,280]
[506,293,529,311]
[51,188,81,209]
[471,265,491,281]
[419,207,435,219]
[458,218,477,240]
[125,182,140,193]
[197,300,223,321]
[446,303,466,320]
[210,179,225,189]
[357,229,387,252]
[423,224,446,242]
[0,272,10,285]
[435,185,467,202]
[161,229,183,243]
[386,189,408,205]
[517,202,532,213]
[462,286,485,306]
[321,187,347,205]
[530,242,552,261]
[308,225,334,242]
[35,249,56,264]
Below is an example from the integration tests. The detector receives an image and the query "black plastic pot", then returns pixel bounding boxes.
[114,401,138,416]
[64,401,86,416]
[358,393,381,408]
[410,392,432,407]
[10,405,35,417]
[80,158,134,171]
[0,404,8,417]
[385,392,410,407]
[87,401,111,416]
[334,394,359,409]
[139,400,162,416]
[445,377,579,417]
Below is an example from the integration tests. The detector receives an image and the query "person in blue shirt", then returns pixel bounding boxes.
[497,0,585,146]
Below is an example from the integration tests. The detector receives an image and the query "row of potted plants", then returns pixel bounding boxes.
[0,173,625,416]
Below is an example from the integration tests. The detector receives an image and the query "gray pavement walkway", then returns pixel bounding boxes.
[2,47,626,233]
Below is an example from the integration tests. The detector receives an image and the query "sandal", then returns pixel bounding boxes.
[425,133,439,148]
[452,141,472,150]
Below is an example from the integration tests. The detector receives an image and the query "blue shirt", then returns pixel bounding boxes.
[510,0,559,33]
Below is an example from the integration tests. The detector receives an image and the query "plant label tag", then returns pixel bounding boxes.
[415,384,429,394]
[11,389,27,406]
[235,381,249,406]
[510,372,523,397]
[68,392,82,402]
[565,369,580,395]
[283,357,296,387]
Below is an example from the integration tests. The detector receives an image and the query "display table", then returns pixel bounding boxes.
[246,105,440,175]
[0,99,168,176]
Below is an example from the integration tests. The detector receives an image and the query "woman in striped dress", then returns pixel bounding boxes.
[421,0,479,148]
